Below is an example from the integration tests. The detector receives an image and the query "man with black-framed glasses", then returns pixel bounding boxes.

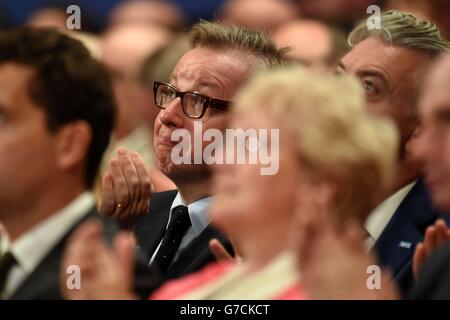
[93,21,286,279]
[153,81,230,119]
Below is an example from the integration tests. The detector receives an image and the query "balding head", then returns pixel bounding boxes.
[272,19,347,68]
[26,7,67,29]
[108,0,186,30]
[101,24,172,137]
[219,0,299,33]
[101,24,172,78]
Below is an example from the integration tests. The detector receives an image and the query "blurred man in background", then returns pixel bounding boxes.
[219,0,300,33]
[108,0,186,31]
[0,28,159,299]
[101,23,171,140]
[408,54,450,299]
[100,23,172,169]
[272,19,348,70]
[26,7,68,29]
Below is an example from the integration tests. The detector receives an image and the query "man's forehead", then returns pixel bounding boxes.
[172,47,252,78]
[341,37,430,75]
[429,56,450,85]
[170,47,254,94]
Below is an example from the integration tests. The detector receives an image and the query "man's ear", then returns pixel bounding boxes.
[55,121,92,171]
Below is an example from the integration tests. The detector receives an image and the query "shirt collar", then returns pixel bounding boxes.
[9,192,95,273]
[365,181,417,242]
[170,192,213,236]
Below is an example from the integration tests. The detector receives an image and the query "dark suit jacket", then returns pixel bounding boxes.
[134,190,232,280]
[8,206,162,300]
[373,179,450,297]
[410,243,450,300]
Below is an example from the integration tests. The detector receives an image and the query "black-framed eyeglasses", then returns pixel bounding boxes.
[153,81,230,119]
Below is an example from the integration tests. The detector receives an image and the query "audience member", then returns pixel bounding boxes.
[108,0,186,31]
[337,10,450,296]
[98,22,286,279]
[61,65,398,300]
[272,19,348,69]
[0,28,160,300]
[219,0,300,34]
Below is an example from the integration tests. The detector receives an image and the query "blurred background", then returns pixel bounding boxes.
[0,0,447,35]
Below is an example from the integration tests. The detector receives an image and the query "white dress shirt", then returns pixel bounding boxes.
[149,192,212,264]
[365,181,416,249]
[1,192,95,299]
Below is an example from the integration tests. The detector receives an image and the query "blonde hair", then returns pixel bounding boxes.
[234,66,399,223]
[188,20,287,72]
[349,10,450,54]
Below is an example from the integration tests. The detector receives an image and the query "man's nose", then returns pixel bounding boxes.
[159,97,185,128]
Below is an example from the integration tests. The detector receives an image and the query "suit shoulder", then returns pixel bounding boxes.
[135,190,177,224]
[151,190,178,206]
[132,190,177,238]
[75,206,120,244]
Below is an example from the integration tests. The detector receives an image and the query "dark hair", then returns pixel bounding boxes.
[0,28,116,188]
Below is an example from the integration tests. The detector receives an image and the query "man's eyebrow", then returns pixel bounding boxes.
[356,68,389,84]
[198,81,219,89]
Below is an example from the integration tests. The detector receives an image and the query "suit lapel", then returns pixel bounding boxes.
[133,190,177,260]
[10,242,63,299]
[374,180,437,277]
[166,226,231,279]
[10,207,100,299]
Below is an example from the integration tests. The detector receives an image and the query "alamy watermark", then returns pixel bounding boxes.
[170,121,280,175]
[66,264,81,290]
[366,265,381,290]
[66,5,81,30]
[367,5,381,30]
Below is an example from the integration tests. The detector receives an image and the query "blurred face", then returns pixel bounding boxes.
[109,0,185,30]
[220,0,299,32]
[0,63,59,217]
[210,111,300,241]
[337,37,433,153]
[101,25,171,132]
[109,70,157,132]
[415,57,450,211]
[153,47,252,183]
[272,21,332,68]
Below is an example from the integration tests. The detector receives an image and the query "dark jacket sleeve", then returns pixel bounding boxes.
[410,244,450,300]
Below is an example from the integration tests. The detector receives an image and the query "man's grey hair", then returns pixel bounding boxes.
[348,10,450,55]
